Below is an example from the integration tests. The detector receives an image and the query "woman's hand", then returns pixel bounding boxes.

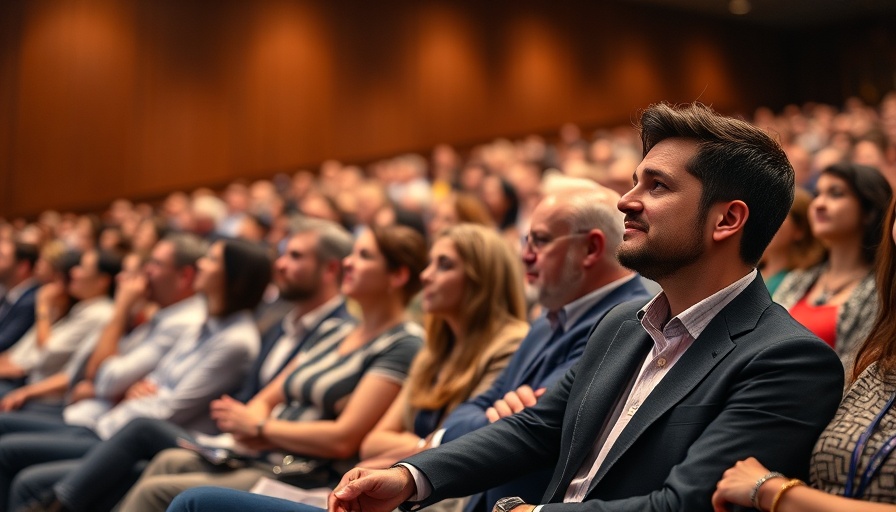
[712,457,783,512]
[210,394,267,439]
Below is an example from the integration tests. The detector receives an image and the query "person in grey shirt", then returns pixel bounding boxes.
[0,238,271,509]
[0,234,207,417]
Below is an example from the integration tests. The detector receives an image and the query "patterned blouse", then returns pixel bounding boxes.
[811,363,896,502]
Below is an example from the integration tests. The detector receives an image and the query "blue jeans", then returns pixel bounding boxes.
[51,417,187,511]
[0,414,98,510]
[168,487,326,512]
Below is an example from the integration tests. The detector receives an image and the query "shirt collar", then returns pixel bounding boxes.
[638,269,757,341]
[68,295,112,316]
[2,278,37,304]
[284,295,345,337]
[552,274,639,332]
[152,294,204,323]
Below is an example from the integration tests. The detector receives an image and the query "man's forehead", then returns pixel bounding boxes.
[152,241,176,262]
[288,231,319,251]
[531,200,569,232]
[639,138,698,167]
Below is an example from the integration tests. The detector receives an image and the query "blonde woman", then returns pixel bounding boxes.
[359,223,529,468]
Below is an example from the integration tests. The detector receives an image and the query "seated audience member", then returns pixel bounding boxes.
[775,163,892,371]
[0,239,269,510]
[439,188,652,512]
[234,218,356,402]
[426,193,494,240]
[0,250,120,396]
[9,221,353,510]
[759,188,824,295]
[323,103,845,512]
[0,251,148,414]
[713,196,896,512]
[166,187,654,512]
[0,240,40,352]
[0,235,206,416]
[372,203,428,242]
[357,223,529,471]
[25,225,425,512]
[30,242,71,288]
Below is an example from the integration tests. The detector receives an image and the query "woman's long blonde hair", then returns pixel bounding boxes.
[408,224,527,412]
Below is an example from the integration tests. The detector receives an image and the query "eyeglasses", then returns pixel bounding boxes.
[521,231,590,253]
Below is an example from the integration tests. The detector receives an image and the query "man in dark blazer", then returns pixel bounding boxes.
[330,103,845,512]
[0,240,40,353]
[433,188,651,512]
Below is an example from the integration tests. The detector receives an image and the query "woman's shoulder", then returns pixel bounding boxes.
[491,318,530,348]
[372,321,425,350]
[843,362,896,405]
[772,264,823,306]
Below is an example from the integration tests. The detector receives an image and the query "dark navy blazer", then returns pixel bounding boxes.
[440,277,651,512]
[0,282,39,352]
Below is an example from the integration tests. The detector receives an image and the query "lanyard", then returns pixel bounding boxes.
[844,391,896,498]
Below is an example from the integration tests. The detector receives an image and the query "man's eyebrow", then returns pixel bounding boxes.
[632,167,672,183]
[641,167,672,181]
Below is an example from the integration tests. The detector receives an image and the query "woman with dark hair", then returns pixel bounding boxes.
[480,175,520,233]
[774,163,892,371]
[712,196,896,512]
[759,188,825,295]
[0,239,268,511]
[19,226,425,512]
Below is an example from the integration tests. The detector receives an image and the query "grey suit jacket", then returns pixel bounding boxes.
[402,276,844,512]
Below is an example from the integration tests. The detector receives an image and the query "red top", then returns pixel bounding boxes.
[789,295,838,349]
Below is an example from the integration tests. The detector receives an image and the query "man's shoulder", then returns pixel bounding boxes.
[569,280,653,331]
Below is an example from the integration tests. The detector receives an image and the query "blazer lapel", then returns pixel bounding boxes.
[517,319,562,384]
[586,277,771,493]
[548,318,652,501]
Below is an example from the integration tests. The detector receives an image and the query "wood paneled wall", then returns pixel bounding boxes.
[0,0,893,218]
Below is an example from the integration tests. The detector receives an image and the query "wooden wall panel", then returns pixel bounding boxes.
[0,0,893,218]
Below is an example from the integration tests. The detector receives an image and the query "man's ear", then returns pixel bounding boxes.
[324,259,342,284]
[179,265,198,290]
[582,230,606,268]
[711,200,749,243]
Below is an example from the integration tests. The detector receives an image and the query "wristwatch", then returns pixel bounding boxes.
[493,496,527,512]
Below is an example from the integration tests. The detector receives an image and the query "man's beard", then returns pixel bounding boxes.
[537,250,584,311]
[616,222,704,281]
[278,278,320,301]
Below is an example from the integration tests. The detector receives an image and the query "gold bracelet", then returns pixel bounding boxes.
[769,478,805,512]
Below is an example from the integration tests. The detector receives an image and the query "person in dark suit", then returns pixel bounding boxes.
[433,187,651,512]
[0,240,40,352]
[326,102,845,512]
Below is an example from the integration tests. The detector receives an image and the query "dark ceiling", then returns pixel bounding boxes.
[624,0,896,27]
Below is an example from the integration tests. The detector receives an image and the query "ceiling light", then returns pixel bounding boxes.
[729,0,751,15]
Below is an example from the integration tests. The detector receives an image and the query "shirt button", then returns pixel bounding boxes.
[656,357,667,368]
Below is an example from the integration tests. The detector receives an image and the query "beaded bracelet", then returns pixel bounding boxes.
[750,471,785,510]
[769,478,805,512]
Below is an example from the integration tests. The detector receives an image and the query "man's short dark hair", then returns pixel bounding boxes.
[639,102,795,265]
[13,242,39,269]
[165,233,208,269]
